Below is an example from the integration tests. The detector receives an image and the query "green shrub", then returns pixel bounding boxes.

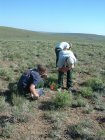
[11,95,32,122]
[67,120,96,139]
[0,68,13,81]
[12,94,25,107]
[91,93,105,111]
[94,99,105,111]
[80,87,93,98]
[97,130,105,138]
[0,122,13,138]
[11,106,29,123]
[86,78,104,91]
[72,95,86,107]
[53,91,72,108]
[83,104,94,114]
[0,96,8,113]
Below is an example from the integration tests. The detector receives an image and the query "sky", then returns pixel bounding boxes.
[0,0,105,35]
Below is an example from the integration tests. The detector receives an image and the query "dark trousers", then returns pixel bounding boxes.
[58,69,73,88]
[55,48,62,67]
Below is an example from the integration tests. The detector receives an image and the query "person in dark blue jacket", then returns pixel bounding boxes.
[18,64,47,99]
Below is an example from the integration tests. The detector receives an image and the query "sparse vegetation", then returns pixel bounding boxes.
[0,26,105,139]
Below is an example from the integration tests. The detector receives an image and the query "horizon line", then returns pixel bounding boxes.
[0,25,105,37]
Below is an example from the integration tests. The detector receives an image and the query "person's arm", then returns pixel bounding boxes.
[29,84,39,99]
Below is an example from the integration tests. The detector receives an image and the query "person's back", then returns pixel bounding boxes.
[55,42,70,50]
[57,49,77,68]
[18,69,43,93]
[55,42,71,67]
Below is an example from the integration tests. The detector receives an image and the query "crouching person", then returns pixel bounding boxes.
[17,64,47,100]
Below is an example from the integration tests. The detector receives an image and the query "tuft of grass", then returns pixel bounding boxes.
[97,130,105,138]
[86,78,104,92]
[0,68,13,81]
[91,92,105,111]
[94,100,105,111]
[80,87,93,98]
[0,122,14,138]
[67,120,100,139]
[53,91,72,108]
[72,95,87,107]
[0,96,9,113]
[83,104,94,114]
[11,94,34,123]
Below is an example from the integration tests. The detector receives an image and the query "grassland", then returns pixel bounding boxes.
[0,26,105,140]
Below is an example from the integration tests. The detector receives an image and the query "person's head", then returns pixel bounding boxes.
[37,64,47,78]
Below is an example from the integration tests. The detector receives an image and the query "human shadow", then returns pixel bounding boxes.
[39,101,56,111]
[38,100,62,111]
[1,82,18,106]
[0,115,17,128]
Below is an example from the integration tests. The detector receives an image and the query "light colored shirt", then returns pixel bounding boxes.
[57,50,77,68]
[55,42,70,50]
